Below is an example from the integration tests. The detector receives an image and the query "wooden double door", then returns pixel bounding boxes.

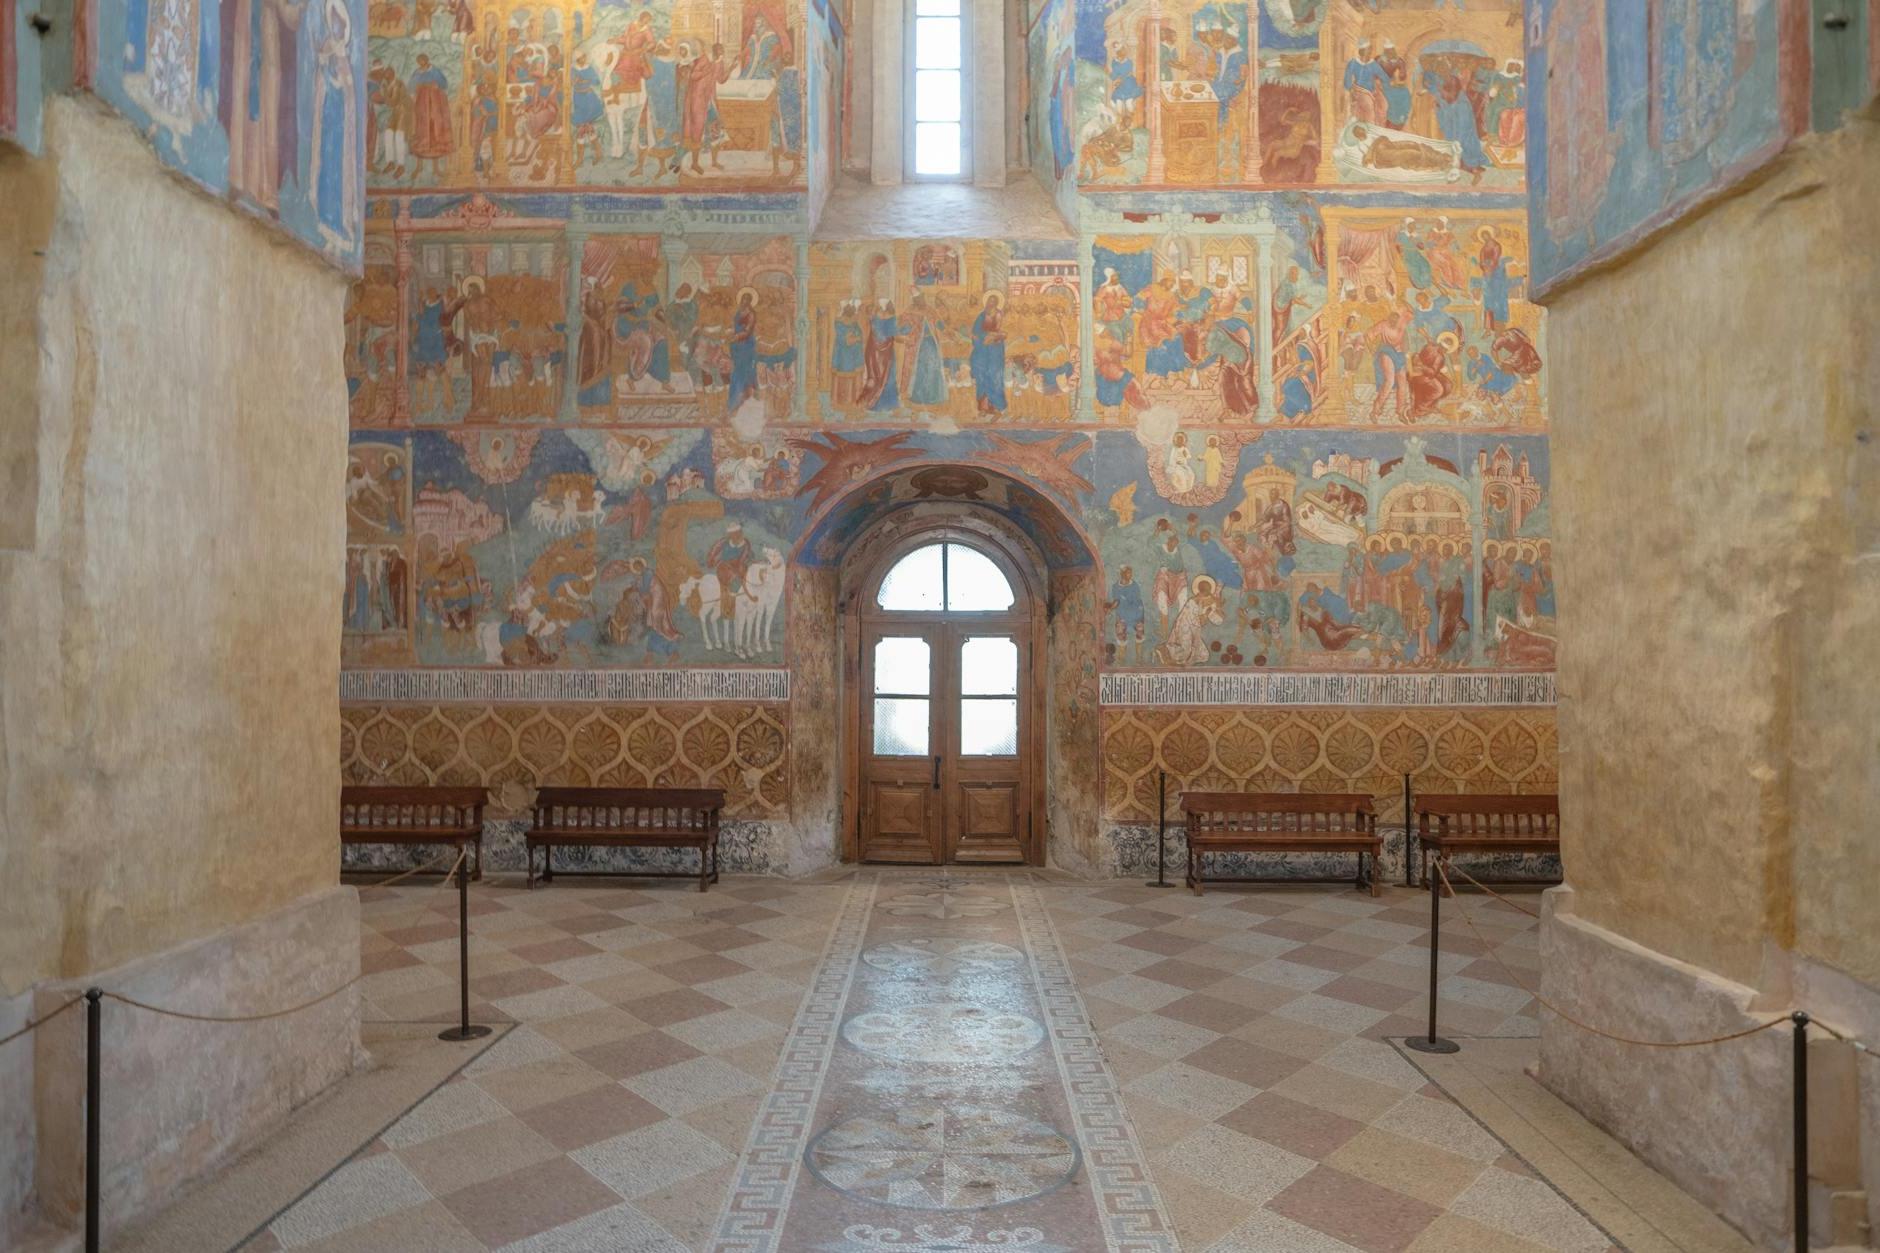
[860,618,1031,865]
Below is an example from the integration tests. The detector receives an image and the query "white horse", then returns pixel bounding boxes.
[681,548,786,658]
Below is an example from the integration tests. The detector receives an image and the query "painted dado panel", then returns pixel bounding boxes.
[1101,706,1557,824]
[341,701,790,816]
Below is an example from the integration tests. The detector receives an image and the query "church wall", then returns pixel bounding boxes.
[340,0,1556,879]
[0,96,357,1241]
[1534,83,1880,1250]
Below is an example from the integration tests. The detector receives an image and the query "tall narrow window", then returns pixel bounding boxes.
[907,0,967,179]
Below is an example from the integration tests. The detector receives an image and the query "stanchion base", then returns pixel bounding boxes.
[438,1024,493,1042]
[1405,1035,1460,1055]
[1143,880,1179,888]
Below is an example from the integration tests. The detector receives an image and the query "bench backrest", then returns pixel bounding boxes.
[340,785,486,831]
[1416,793,1559,838]
[1181,791,1377,835]
[531,786,726,830]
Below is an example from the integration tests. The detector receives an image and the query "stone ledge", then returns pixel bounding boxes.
[26,886,361,1236]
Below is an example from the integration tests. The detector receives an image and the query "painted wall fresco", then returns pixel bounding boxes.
[341,0,1560,857]
[806,240,1081,425]
[85,0,369,266]
[362,0,806,192]
[1525,0,1794,292]
[1073,0,1525,192]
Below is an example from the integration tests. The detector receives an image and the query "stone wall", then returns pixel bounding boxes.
[0,97,358,1244]
[1537,109,1880,1251]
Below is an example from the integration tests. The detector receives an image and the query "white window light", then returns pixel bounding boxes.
[906,0,968,180]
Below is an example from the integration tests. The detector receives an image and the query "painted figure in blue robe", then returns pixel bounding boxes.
[413,290,451,370]
[1379,42,1411,127]
[1280,340,1317,420]
[1048,50,1074,177]
[1465,346,1519,397]
[1397,222,1434,290]
[312,0,355,240]
[570,53,606,161]
[1473,255,1512,330]
[907,301,949,408]
[1426,70,1488,178]
[772,66,803,168]
[727,289,761,414]
[970,293,1008,415]
[1107,44,1143,122]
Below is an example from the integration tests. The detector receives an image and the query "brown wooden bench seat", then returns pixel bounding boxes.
[527,787,725,891]
[340,785,487,880]
[1183,792,1383,896]
[1415,793,1561,891]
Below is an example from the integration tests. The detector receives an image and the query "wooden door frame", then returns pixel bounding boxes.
[839,517,1048,866]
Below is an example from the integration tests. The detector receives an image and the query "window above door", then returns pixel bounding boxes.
[875,542,1016,613]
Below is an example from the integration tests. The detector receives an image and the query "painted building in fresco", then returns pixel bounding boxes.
[336,0,1561,869]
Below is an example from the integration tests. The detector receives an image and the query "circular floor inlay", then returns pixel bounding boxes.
[806,1105,1080,1211]
[862,939,1026,976]
[842,1003,1045,1064]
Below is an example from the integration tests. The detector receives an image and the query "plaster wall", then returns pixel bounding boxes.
[0,96,356,1241]
[1540,110,1880,1249]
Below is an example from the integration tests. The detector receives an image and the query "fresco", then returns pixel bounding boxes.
[1087,429,1552,672]
[362,0,806,191]
[1526,0,1794,291]
[87,0,369,267]
[1073,0,1524,191]
[806,241,1081,425]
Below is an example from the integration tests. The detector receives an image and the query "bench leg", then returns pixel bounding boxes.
[1187,846,1202,895]
[543,844,554,884]
[698,843,709,893]
[472,835,484,883]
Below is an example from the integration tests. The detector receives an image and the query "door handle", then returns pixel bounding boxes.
[932,756,941,789]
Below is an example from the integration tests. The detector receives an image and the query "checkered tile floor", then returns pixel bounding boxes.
[250,872,1617,1252]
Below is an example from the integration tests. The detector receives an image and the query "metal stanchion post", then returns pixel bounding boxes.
[1402,773,1415,887]
[85,987,101,1253]
[1406,861,1458,1055]
[1793,1011,1810,1253]
[439,852,491,1043]
[1147,771,1175,888]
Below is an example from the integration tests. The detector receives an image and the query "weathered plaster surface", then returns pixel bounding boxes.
[33,887,360,1231]
[0,96,356,1242]
[1541,110,1880,1249]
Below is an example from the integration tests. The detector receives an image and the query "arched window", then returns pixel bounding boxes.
[906,0,968,179]
[876,542,1016,612]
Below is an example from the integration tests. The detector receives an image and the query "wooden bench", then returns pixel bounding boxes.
[340,785,487,880]
[1183,792,1383,896]
[1414,793,1561,891]
[527,787,725,892]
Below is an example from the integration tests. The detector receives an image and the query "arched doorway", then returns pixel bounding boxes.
[849,523,1042,864]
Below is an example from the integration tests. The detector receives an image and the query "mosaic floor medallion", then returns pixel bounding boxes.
[861,939,1026,977]
[841,1004,1046,1065]
[806,1105,1079,1211]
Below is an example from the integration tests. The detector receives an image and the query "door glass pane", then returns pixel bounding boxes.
[914,69,961,122]
[874,636,931,695]
[959,636,1017,695]
[945,544,1015,611]
[878,544,944,611]
[959,698,1017,756]
[913,123,962,176]
[914,16,960,68]
[873,698,930,755]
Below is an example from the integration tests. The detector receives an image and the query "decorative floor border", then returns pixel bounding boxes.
[711,871,878,1252]
[1010,877,1180,1253]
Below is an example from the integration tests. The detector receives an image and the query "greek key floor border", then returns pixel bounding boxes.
[1011,877,1180,1253]
[710,871,879,1252]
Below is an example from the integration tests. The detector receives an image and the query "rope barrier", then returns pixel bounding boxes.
[353,847,468,891]
[0,995,84,1049]
[1441,861,1542,919]
[1434,861,1796,1050]
[102,975,365,1025]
